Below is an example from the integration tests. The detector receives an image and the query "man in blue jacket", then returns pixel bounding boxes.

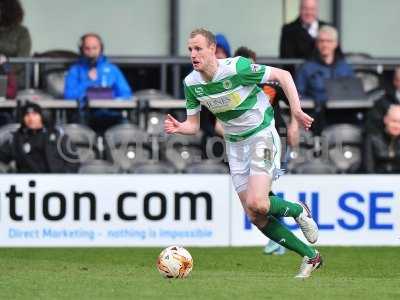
[64,33,132,132]
[296,25,354,135]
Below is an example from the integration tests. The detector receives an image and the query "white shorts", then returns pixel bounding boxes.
[226,124,283,193]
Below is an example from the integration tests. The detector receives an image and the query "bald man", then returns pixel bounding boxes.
[279,0,328,74]
[365,105,400,173]
[365,66,400,134]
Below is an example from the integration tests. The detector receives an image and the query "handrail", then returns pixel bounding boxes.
[7,56,400,97]
[9,56,400,65]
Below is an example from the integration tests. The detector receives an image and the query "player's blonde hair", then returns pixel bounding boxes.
[189,28,216,46]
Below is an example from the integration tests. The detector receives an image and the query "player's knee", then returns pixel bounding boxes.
[246,194,268,215]
[246,210,268,228]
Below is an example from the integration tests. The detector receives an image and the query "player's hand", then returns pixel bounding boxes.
[293,109,313,131]
[164,114,182,134]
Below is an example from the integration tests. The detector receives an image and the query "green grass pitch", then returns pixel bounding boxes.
[0,247,399,299]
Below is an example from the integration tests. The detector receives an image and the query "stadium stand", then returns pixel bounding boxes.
[104,123,151,172]
[59,123,99,163]
[185,160,229,174]
[78,159,120,174]
[130,161,176,174]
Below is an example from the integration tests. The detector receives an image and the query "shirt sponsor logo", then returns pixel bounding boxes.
[203,92,241,113]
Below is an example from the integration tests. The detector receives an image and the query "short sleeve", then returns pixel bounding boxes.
[236,56,271,85]
[184,81,201,115]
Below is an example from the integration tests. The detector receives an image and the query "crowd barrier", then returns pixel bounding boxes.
[9,56,400,98]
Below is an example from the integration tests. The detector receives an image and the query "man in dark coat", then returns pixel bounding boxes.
[279,0,328,74]
[0,102,79,173]
[365,67,400,135]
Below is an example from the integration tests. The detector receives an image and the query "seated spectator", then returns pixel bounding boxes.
[365,66,400,135]
[0,102,79,173]
[296,25,354,134]
[365,105,400,173]
[64,33,133,133]
[0,0,32,89]
[279,0,328,75]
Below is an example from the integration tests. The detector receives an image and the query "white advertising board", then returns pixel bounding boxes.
[0,175,230,247]
[1,175,399,247]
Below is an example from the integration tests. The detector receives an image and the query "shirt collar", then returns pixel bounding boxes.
[307,20,319,38]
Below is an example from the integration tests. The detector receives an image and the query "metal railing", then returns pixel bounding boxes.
[8,56,400,98]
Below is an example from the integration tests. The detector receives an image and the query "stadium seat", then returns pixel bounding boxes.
[0,123,20,146]
[135,89,173,100]
[322,124,362,145]
[355,70,382,94]
[135,89,176,134]
[286,128,315,172]
[129,161,176,174]
[322,124,362,173]
[0,161,9,173]
[163,134,203,172]
[104,123,150,171]
[59,123,99,163]
[33,50,79,98]
[185,160,229,174]
[344,52,372,64]
[16,89,54,101]
[78,159,120,174]
[147,111,166,136]
[42,68,68,99]
[292,158,337,174]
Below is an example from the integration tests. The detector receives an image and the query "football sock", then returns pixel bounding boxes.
[268,195,303,218]
[260,216,316,258]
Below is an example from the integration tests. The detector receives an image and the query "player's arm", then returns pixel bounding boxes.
[268,67,313,131]
[164,114,200,135]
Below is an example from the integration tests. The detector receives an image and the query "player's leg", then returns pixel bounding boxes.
[241,176,316,259]
[255,127,318,243]
[264,190,286,255]
[227,133,322,278]
[246,128,322,277]
[240,177,322,278]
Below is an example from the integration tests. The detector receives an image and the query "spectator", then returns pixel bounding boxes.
[0,54,17,99]
[0,102,79,173]
[0,0,32,88]
[280,0,327,60]
[64,33,133,133]
[295,25,353,134]
[365,105,400,173]
[215,34,231,59]
[0,54,17,126]
[365,66,400,135]
[234,46,256,62]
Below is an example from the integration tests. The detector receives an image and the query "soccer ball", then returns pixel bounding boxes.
[157,246,193,278]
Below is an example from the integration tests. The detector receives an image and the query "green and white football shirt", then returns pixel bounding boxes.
[184,56,274,142]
